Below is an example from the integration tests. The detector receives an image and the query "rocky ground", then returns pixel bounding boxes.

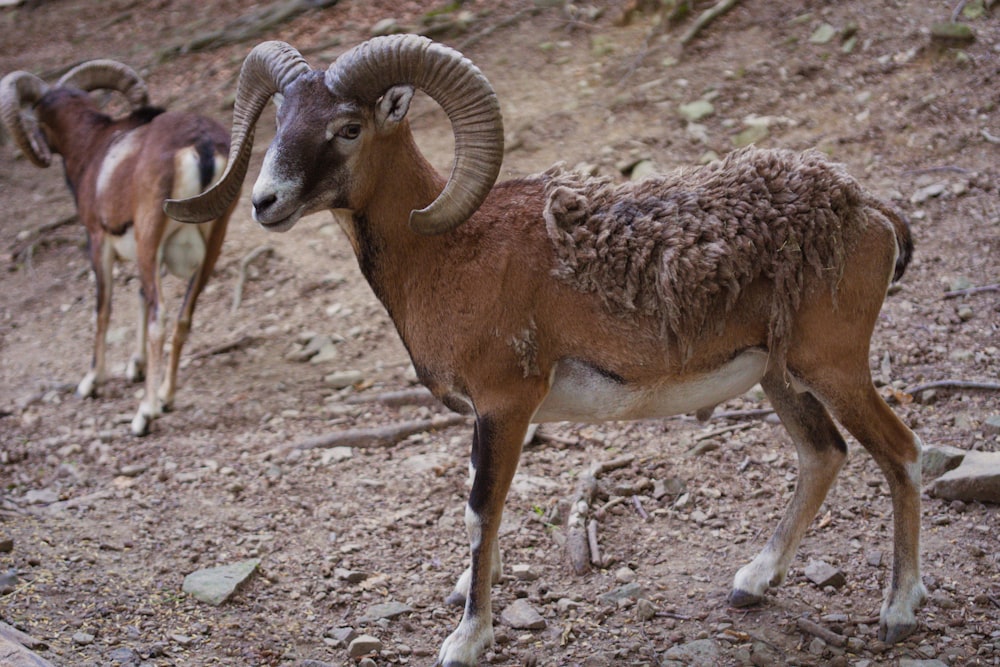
[1,1,999,666]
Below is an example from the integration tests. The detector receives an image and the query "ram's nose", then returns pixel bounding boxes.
[252,192,278,217]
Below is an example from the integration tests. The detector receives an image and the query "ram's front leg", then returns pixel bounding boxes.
[131,232,166,436]
[77,232,114,399]
[437,410,530,667]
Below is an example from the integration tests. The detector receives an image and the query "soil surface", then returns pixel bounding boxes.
[1,1,998,666]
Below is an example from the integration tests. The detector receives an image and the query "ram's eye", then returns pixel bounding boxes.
[337,124,361,140]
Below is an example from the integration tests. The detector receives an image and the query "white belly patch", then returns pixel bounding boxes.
[162,221,208,279]
[534,350,767,423]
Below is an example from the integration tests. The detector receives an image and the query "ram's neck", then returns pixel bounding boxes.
[348,132,446,328]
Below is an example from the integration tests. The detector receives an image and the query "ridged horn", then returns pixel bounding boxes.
[164,41,311,223]
[325,34,504,235]
[57,59,150,109]
[0,70,52,167]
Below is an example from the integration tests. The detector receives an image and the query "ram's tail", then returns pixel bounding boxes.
[868,197,914,282]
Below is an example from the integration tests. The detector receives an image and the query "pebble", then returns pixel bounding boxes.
[501,599,546,630]
[804,559,846,589]
[324,370,363,388]
[348,634,382,658]
[72,631,95,645]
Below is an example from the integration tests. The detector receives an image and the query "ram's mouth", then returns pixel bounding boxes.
[254,205,303,232]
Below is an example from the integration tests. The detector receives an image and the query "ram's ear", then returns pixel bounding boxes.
[375,85,414,130]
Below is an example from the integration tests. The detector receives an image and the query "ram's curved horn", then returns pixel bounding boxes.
[325,34,504,235]
[57,59,150,109]
[0,70,52,167]
[164,41,311,223]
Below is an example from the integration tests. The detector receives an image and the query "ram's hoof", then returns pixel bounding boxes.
[728,588,764,608]
[130,412,151,437]
[879,619,917,644]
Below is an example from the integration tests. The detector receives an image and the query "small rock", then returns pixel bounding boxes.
[663,638,721,666]
[630,160,658,181]
[733,124,768,148]
[108,646,140,665]
[348,634,382,658]
[0,568,17,594]
[358,601,413,623]
[182,558,260,606]
[804,560,846,589]
[809,23,837,44]
[614,566,636,584]
[72,631,95,645]
[808,637,827,655]
[320,446,353,465]
[22,488,59,505]
[636,598,657,621]
[899,659,949,667]
[983,415,1000,435]
[910,182,947,204]
[501,599,546,630]
[0,537,12,553]
[371,18,402,36]
[309,343,340,364]
[678,100,714,122]
[597,581,644,603]
[324,370,363,388]
[511,564,540,581]
[324,626,357,646]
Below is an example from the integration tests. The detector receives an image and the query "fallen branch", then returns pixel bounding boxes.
[904,380,1000,395]
[232,245,274,313]
[9,213,78,262]
[566,455,636,573]
[189,334,259,361]
[796,617,847,648]
[694,422,753,442]
[942,282,1000,299]
[586,519,602,567]
[156,0,340,62]
[456,7,539,51]
[344,387,440,408]
[292,414,468,450]
[982,129,1000,145]
[679,0,741,47]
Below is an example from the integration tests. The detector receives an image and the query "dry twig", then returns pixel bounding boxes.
[796,617,847,648]
[942,282,1000,299]
[904,380,1000,395]
[189,334,259,360]
[344,387,440,408]
[291,414,468,451]
[679,0,741,46]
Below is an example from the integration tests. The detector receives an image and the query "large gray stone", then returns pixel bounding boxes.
[182,559,260,605]
[357,601,413,623]
[930,451,1000,503]
[922,443,968,480]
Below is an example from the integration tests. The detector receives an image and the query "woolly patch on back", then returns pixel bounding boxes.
[542,146,870,363]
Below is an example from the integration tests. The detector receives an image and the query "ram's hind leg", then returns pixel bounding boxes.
[730,371,847,607]
[820,382,925,643]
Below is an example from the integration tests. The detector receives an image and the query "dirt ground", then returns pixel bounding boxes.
[1,1,998,666]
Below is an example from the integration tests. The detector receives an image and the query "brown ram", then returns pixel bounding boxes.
[166,35,925,667]
[1,60,236,436]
